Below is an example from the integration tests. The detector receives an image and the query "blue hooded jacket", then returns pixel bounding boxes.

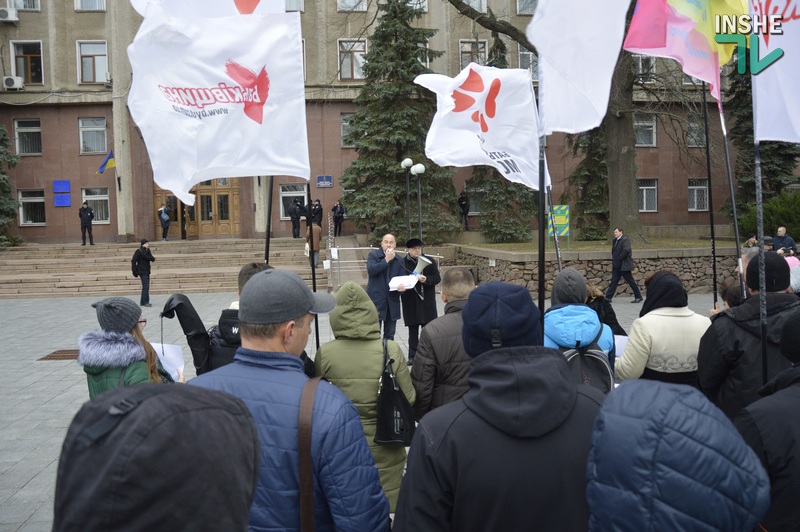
[544,304,615,369]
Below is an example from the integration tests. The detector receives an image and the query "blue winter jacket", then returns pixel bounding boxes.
[586,381,770,531]
[544,304,615,370]
[190,348,390,531]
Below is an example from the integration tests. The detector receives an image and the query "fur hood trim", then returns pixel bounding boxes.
[78,330,146,368]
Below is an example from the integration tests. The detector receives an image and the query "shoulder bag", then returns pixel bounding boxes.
[374,339,415,446]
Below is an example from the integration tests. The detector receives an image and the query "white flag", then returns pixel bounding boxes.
[130,0,286,17]
[752,7,800,143]
[127,9,309,205]
[528,0,631,135]
[415,64,548,191]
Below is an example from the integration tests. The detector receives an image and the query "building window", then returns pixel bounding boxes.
[18,190,45,225]
[464,0,487,12]
[12,42,43,85]
[79,118,106,154]
[280,184,307,219]
[417,42,430,69]
[517,0,536,14]
[75,0,105,10]
[688,178,709,211]
[465,188,485,214]
[82,188,110,223]
[407,0,427,10]
[638,179,658,212]
[683,73,701,85]
[633,54,655,83]
[285,0,303,11]
[339,40,366,80]
[12,0,40,10]
[687,118,705,147]
[14,119,42,155]
[78,42,108,84]
[634,114,657,147]
[519,45,538,81]
[341,113,355,148]
[338,0,366,11]
[460,40,487,69]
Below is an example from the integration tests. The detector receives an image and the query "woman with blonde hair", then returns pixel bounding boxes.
[78,297,181,398]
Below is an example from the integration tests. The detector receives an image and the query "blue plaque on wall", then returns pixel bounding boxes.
[53,180,70,193]
[316,175,333,188]
[54,195,71,207]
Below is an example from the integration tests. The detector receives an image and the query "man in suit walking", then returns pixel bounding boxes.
[605,227,643,303]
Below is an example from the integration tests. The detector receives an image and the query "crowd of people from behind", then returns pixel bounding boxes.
[59,227,800,531]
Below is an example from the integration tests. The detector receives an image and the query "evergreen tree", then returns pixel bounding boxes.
[0,125,20,250]
[466,29,537,243]
[340,0,460,244]
[561,128,609,240]
[727,60,800,216]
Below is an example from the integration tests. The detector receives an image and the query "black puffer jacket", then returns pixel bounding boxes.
[395,347,604,532]
[132,246,155,275]
[208,308,240,371]
[735,365,800,531]
[410,299,471,420]
[698,293,800,419]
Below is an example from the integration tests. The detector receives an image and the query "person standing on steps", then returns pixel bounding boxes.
[331,200,346,237]
[131,239,155,307]
[289,199,303,239]
[79,201,94,246]
[605,227,643,303]
[157,203,171,241]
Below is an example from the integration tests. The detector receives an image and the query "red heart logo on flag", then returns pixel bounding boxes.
[233,0,260,14]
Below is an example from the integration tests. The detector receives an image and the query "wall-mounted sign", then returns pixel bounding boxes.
[53,180,70,193]
[316,175,333,188]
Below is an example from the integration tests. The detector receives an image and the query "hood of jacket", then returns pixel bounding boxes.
[462,346,577,438]
[78,330,146,374]
[724,293,800,344]
[759,364,800,397]
[217,308,240,345]
[329,282,381,340]
[544,304,603,348]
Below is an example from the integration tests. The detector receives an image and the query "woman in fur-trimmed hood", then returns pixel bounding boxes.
[78,297,174,399]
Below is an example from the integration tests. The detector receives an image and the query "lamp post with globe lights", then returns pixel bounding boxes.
[411,163,425,240]
[401,158,414,240]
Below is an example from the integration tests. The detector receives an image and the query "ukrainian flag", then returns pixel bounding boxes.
[96,150,116,175]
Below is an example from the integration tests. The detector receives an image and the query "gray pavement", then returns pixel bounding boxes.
[0,289,718,531]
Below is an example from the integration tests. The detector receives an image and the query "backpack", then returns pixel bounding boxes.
[160,210,169,223]
[560,328,614,394]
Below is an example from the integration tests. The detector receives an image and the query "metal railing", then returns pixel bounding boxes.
[325,246,443,289]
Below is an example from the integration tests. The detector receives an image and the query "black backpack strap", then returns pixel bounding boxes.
[580,327,605,352]
[77,385,170,447]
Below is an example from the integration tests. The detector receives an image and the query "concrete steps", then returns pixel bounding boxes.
[0,238,330,298]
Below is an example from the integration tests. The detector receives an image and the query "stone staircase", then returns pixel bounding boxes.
[0,238,330,299]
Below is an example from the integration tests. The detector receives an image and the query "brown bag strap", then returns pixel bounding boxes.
[299,376,322,532]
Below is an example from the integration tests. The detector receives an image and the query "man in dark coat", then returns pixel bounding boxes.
[131,239,155,307]
[698,251,800,419]
[394,282,604,531]
[410,268,475,420]
[366,234,403,340]
[78,201,95,245]
[157,203,171,241]
[457,191,469,230]
[735,314,800,531]
[306,199,323,226]
[773,226,797,256]
[399,238,440,365]
[605,227,642,303]
[288,199,303,238]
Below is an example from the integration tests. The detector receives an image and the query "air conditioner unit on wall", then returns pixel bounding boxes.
[0,8,19,22]
[3,76,24,90]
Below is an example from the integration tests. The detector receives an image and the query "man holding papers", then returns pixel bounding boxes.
[367,234,404,340]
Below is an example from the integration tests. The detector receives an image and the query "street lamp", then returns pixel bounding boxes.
[401,158,414,240]
[411,163,425,240]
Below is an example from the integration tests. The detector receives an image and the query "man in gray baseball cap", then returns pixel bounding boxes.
[190,269,390,530]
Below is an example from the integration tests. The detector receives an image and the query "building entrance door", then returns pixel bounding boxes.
[191,178,240,239]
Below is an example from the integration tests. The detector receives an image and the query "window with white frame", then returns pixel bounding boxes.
[280,184,307,218]
[633,54,655,83]
[12,0,39,9]
[688,178,709,211]
[465,188,485,214]
[79,118,106,154]
[82,188,110,222]
[339,40,366,80]
[78,41,108,83]
[341,113,355,148]
[638,179,658,212]
[634,114,657,147]
[14,119,42,155]
[417,42,430,69]
[460,40,487,69]
[464,0,487,12]
[687,118,705,147]
[285,0,303,11]
[18,190,45,225]
[75,0,105,10]
[338,0,366,11]
[407,0,427,10]
[683,73,701,85]
[517,0,536,14]
[519,45,538,81]
[12,42,43,84]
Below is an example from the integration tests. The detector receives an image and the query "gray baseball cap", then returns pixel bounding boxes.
[238,269,336,324]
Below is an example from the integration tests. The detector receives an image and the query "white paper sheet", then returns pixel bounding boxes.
[151,343,185,382]
[389,275,418,291]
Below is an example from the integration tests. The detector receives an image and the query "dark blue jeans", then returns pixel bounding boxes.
[381,319,397,340]
[139,274,150,305]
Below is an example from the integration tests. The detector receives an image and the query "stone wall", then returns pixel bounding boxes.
[454,246,739,298]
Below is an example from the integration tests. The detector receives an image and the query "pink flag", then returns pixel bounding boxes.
[625,0,669,49]
[130,0,286,16]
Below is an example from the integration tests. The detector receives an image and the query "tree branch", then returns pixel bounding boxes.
[444,0,537,52]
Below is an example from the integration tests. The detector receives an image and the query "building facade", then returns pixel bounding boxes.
[0,0,732,243]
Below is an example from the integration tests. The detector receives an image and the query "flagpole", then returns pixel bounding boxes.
[546,185,563,271]
[538,143,546,326]
[264,176,274,264]
[754,141,768,386]
[306,182,321,351]
[701,84,718,308]
[718,105,746,297]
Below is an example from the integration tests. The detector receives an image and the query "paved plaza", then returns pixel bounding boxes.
[0,288,718,531]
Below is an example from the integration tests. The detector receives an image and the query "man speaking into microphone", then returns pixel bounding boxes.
[399,238,440,366]
[367,234,404,340]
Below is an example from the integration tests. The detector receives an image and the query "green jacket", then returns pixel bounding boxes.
[78,330,151,399]
[315,282,415,512]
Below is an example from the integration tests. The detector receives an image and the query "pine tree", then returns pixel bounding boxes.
[465,29,537,243]
[561,128,609,240]
[0,125,20,250]
[339,0,460,244]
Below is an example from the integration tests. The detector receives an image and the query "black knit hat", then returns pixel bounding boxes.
[746,251,790,292]
[53,384,259,531]
[91,297,141,333]
[140,238,149,246]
